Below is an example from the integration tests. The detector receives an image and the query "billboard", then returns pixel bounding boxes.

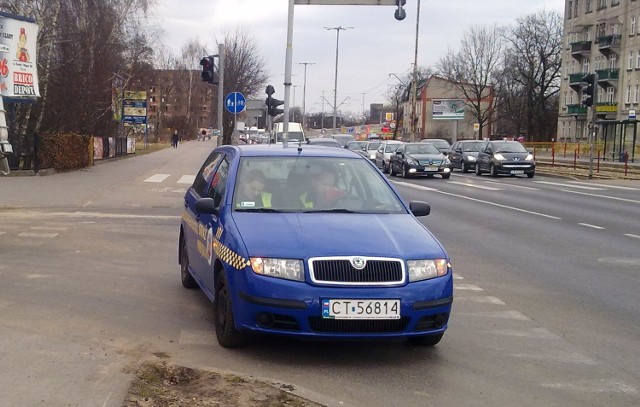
[0,14,39,99]
[123,90,147,126]
[432,99,464,120]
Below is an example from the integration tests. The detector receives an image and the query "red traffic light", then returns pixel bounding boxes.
[200,57,215,84]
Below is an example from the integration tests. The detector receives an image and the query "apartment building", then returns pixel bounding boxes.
[560,0,638,158]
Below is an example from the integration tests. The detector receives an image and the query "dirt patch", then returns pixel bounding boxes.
[123,361,325,407]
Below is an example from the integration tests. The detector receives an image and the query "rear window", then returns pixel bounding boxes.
[385,144,401,153]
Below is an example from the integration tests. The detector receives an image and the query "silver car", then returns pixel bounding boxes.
[375,140,404,173]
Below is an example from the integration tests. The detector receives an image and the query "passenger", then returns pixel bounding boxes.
[235,170,272,208]
[298,167,346,209]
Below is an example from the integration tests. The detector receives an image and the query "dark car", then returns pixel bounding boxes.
[345,140,367,156]
[475,140,535,178]
[449,140,485,173]
[389,142,451,179]
[179,144,453,348]
[307,137,343,148]
[331,133,356,147]
[420,138,452,156]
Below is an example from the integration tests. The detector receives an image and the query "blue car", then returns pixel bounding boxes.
[179,144,453,348]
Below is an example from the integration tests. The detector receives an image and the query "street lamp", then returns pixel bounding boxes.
[410,0,421,141]
[297,62,316,130]
[325,26,353,130]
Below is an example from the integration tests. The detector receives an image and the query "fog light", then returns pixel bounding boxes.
[444,168,451,173]
[256,313,275,328]
[409,168,417,173]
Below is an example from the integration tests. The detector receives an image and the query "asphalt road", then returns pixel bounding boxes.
[1,141,638,407]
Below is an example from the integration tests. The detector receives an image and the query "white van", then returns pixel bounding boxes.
[273,122,305,144]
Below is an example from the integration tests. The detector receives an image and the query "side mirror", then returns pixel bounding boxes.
[195,197,217,214]
[409,201,430,217]
[396,151,403,155]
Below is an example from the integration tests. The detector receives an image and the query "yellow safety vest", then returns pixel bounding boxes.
[299,192,313,208]
[261,192,272,208]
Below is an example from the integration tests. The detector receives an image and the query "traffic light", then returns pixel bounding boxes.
[581,73,595,107]
[265,85,284,117]
[200,56,215,84]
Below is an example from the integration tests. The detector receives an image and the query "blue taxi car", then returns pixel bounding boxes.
[179,144,453,348]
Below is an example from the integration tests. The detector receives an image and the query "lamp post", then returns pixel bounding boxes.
[325,26,353,130]
[410,0,421,141]
[297,62,316,130]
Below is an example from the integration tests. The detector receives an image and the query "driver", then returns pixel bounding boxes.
[298,167,346,209]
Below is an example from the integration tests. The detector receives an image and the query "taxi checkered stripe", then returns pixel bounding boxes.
[213,239,250,270]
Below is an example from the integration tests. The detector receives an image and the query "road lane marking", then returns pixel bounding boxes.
[624,234,640,240]
[456,296,505,305]
[177,175,195,184]
[541,379,638,395]
[30,226,68,231]
[0,211,180,220]
[568,181,640,191]
[578,223,605,230]
[0,231,5,236]
[457,310,530,320]
[534,181,606,190]
[391,181,438,191]
[448,181,501,190]
[437,191,562,219]
[454,284,483,291]
[484,180,540,191]
[561,189,640,205]
[144,174,170,183]
[453,274,464,280]
[18,232,58,238]
[489,327,560,339]
[511,351,596,365]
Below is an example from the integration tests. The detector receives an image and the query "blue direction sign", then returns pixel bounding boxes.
[225,92,246,114]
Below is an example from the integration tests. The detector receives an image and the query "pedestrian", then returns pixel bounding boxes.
[171,130,179,148]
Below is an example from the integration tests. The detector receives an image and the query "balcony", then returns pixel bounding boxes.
[567,104,588,115]
[595,102,618,113]
[596,68,619,86]
[570,41,592,59]
[597,34,621,55]
[569,73,588,90]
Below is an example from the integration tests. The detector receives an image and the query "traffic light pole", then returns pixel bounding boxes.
[588,72,598,179]
[217,43,224,147]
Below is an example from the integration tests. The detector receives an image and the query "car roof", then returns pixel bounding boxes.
[230,144,361,158]
[383,140,403,144]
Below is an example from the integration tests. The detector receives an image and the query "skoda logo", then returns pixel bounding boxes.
[351,257,366,269]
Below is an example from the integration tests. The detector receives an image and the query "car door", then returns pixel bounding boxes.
[477,142,492,171]
[375,143,385,168]
[391,144,404,173]
[450,142,461,168]
[193,155,231,296]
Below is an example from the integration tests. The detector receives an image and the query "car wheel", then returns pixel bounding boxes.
[527,171,535,178]
[214,272,246,348]
[490,163,498,178]
[407,333,444,347]
[475,163,482,176]
[180,238,198,289]
[402,165,409,178]
[389,163,396,176]
[441,172,451,180]
[383,162,389,174]
[460,162,468,173]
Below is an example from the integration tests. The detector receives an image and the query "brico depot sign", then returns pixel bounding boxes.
[0,13,40,99]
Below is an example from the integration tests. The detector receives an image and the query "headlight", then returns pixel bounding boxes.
[525,154,534,161]
[250,258,304,281]
[407,259,449,282]
[494,153,506,161]
[406,158,418,165]
[466,155,476,161]
[369,153,376,159]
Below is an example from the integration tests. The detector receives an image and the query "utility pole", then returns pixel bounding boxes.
[321,91,325,131]
[325,26,353,131]
[297,62,316,130]
[410,0,421,141]
[361,92,366,125]
[217,43,224,146]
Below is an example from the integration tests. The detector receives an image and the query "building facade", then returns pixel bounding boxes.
[559,0,638,160]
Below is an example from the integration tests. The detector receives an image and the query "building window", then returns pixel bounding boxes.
[626,85,632,104]
[632,16,637,35]
[149,96,155,103]
[568,1,573,19]
[149,87,156,93]
[635,85,640,103]
[609,54,617,69]
[606,86,615,103]
[637,51,640,68]
[628,51,634,69]
[574,0,579,16]
[611,0,619,6]
[583,59,590,72]
[597,0,607,10]
[586,0,593,12]
[597,23,606,38]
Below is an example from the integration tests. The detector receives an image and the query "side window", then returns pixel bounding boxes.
[207,157,230,210]
[193,152,223,196]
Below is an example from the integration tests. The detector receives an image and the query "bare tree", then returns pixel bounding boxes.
[386,84,404,140]
[500,10,563,141]
[437,25,503,139]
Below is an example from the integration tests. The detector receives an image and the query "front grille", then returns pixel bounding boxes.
[308,317,410,333]
[418,160,443,166]
[310,258,404,285]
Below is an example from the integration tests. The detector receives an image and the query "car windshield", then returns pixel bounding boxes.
[461,141,484,152]
[405,143,440,155]
[233,156,406,213]
[332,135,355,147]
[366,141,381,150]
[346,141,366,150]
[385,143,402,153]
[275,131,304,143]
[310,139,341,147]
[494,142,528,153]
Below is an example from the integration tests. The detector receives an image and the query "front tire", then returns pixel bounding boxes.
[490,163,498,178]
[402,165,409,178]
[180,239,198,289]
[383,162,389,174]
[214,272,246,348]
[407,333,444,347]
[475,163,482,176]
[441,172,451,179]
[390,163,396,176]
[460,162,468,173]
[527,171,535,178]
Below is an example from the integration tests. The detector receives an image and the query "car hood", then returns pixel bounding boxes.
[407,153,445,161]
[463,152,479,157]
[232,213,445,259]
[495,152,532,160]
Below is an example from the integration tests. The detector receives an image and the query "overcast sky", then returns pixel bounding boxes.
[151,0,564,117]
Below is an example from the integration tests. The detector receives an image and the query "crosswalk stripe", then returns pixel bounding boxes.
[177,175,195,184]
[144,174,171,183]
[18,232,58,238]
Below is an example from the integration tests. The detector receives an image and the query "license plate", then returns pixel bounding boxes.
[510,170,524,174]
[322,299,400,320]
[424,166,438,172]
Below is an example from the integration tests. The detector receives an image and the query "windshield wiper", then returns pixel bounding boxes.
[235,208,285,213]
[303,208,357,213]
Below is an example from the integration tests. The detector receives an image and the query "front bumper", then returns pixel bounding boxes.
[229,269,453,339]
[406,163,451,175]
[494,162,535,175]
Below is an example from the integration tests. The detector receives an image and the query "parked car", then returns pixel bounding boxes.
[449,140,485,173]
[390,142,451,179]
[362,140,383,162]
[375,140,404,173]
[475,140,535,178]
[307,137,343,148]
[179,144,453,348]
[331,133,356,147]
[345,140,367,156]
[420,138,452,156]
